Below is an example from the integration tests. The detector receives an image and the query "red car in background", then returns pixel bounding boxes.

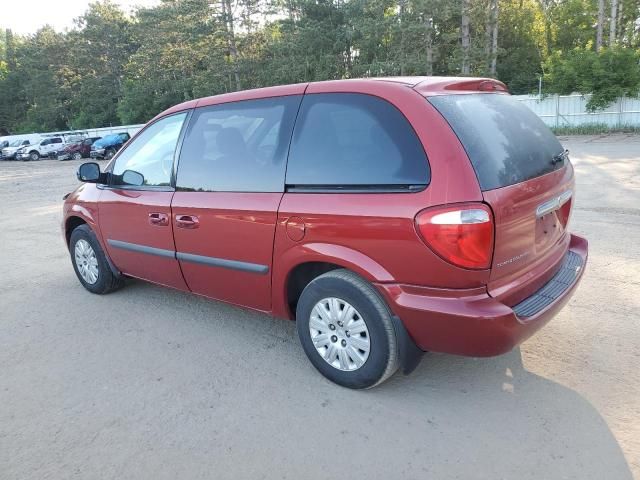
[62,77,587,389]
[57,137,102,161]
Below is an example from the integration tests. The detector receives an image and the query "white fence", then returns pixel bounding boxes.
[514,94,640,128]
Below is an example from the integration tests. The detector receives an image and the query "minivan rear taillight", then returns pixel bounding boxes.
[415,204,494,270]
[557,196,572,229]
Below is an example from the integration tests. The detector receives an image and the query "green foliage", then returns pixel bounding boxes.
[66,1,137,128]
[545,47,640,111]
[117,0,215,123]
[0,0,639,133]
[15,27,72,132]
[547,0,598,52]
[495,0,545,93]
[551,123,640,135]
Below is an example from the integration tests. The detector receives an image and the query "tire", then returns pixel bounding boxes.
[296,269,399,389]
[72,152,82,160]
[104,148,116,160]
[69,224,124,294]
[29,151,39,161]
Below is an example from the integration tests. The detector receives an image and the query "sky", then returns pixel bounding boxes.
[1,0,160,35]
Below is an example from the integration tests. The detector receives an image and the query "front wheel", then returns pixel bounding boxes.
[296,269,399,389]
[72,152,82,160]
[29,151,39,161]
[104,148,116,160]
[69,225,124,294]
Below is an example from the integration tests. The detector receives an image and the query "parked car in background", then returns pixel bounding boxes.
[64,77,588,389]
[48,133,89,159]
[90,133,130,160]
[55,137,102,161]
[1,135,42,160]
[2,141,26,160]
[16,136,65,161]
[1,134,40,149]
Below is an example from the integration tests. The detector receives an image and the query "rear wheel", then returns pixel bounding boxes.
[296,269,399,389]
[69,225,123,294]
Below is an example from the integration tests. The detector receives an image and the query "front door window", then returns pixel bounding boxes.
[112,113,187,187]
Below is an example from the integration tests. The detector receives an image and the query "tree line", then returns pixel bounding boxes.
[0,0,639,134]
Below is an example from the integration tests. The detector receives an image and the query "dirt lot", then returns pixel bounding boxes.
[1,135,638,479]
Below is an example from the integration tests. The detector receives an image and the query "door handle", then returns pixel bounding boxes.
[175,214,200,229]
[148,212,169,226]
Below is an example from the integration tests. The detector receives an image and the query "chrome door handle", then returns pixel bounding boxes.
[148,212,169,226]
[175,214,200,229]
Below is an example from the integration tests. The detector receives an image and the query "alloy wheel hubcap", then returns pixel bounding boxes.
[309,297,370,371]
[74,239,99,284]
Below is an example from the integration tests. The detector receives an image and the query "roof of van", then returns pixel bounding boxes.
[155,76,508,120]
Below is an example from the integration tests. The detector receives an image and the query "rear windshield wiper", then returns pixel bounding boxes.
[552,149,569,165]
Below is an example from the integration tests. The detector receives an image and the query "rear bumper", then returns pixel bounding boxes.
[375,233,588,357]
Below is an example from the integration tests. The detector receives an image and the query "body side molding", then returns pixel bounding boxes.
[107,239,269,274]
[107,239,175,258]
[176,252,269,274]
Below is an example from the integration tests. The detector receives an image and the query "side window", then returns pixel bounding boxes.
[176,95,301,192]
[286,93,429,189]
[52,138,62,144]
[112,113,187,187]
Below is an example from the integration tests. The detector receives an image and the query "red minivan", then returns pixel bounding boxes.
[63,77,587,389]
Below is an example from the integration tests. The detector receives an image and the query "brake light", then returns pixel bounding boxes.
[478,80,508,92]
[415,204,494,270]
[557,193,573,229]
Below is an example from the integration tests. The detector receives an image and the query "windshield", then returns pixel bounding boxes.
[9,139,26,147]
[428,93,564,191]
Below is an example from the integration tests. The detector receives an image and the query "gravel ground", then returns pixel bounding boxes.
[0,135,638,479]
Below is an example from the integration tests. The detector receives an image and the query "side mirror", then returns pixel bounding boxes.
[122,169,144,186]
[77,162,101,183]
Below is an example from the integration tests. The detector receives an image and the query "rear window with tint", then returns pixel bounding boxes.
[286,93,429,190]
[429,94,565,191]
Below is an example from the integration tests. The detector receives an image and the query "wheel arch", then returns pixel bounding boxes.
[285,255,424,377]
[65,213,121,278]
[64,203,99,245]
[65,215,87,246]
[272,242,395,321]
